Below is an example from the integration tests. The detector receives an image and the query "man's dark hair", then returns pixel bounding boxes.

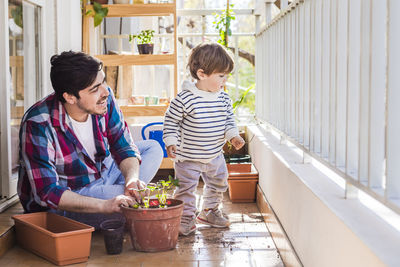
[50,51,103,103]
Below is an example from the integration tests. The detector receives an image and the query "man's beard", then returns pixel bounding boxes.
[76,96,108,116]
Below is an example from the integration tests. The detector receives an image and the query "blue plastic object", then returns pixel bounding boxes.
[141,122,168,158]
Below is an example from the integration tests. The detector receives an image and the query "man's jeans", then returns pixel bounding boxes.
[51,140,163,229]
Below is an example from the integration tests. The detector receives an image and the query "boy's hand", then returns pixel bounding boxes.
[230,136,245,150]
[166,145,177,158]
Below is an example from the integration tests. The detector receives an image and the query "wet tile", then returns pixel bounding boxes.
[242,213,265,223]
[243,222,271,233]
[197,247,229,261]
[141,260,198,267]
[252,250,285,267]
[198,260,225,267]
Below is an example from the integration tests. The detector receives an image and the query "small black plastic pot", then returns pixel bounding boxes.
[137,44,154,54]
[225,154,251,164]
[100,218,125,255]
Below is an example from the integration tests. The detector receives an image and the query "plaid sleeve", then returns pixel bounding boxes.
[105,88,140,165]
[20,121,69,209]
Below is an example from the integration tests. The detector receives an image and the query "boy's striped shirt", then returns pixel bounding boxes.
[163,81,239,163]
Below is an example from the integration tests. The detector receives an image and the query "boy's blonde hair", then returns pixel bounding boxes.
[187,42,234,80]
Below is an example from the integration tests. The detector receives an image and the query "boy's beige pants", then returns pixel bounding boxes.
[174,154,228,218]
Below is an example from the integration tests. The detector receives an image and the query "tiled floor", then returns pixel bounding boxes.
[0,183,284,267]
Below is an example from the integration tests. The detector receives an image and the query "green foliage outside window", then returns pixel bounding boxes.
[213,4,235,47]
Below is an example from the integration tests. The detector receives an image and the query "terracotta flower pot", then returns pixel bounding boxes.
[228,163,259,203]
[12,212,94,266]
[121,199,184,252]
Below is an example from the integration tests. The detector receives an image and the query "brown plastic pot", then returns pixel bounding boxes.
[12,212,94,266]
[121,199,183,252]
[227,162,252,173]
[228,163,259,203]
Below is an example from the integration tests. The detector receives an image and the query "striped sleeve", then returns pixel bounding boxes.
[224,93,239,141]
[163,94,185,147]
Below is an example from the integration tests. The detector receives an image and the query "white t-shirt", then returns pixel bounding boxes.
[69,114,96,161]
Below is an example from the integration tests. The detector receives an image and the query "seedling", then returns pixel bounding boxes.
[131,175,179,209]
[129,30,155,44]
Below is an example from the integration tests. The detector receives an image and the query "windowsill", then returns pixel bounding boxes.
[247,124,400,267]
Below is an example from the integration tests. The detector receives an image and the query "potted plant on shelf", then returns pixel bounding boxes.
[121,176,183,252]
[129,30,155,54]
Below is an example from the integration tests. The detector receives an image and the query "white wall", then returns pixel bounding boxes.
[42,0,81,96]
[247,124,400,267]
[55,0,81,53]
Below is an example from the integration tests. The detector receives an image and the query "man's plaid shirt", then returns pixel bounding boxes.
[17,88,140,212]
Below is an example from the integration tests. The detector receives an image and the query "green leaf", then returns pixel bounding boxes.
[93,2,102,12]
[232,84,255,112]
[11,6,23,28]
[94,13,103,27]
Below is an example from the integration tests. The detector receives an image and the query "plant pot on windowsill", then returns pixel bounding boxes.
[225,154,251,172]
[227,163,259,203]
[223,131,247,156]
[137,43,154,54]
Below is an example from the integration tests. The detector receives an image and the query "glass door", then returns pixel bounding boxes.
[0,0,44,201]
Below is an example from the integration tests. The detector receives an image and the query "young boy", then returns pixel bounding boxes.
[163,43,245,236]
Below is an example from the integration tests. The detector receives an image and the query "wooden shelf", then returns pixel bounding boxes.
[83,1,178,112]
[96,54,175,66]
[85,4,175,17]
[159,157,174,169]
[120,105,168,117]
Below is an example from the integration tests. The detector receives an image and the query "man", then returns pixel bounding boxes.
[18,51,163,228]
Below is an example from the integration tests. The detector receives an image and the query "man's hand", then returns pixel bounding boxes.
[58,190,135,214]
[166,145,177,158]
[230,135,245,150]
[103,195,136,213]
[125,179,147,203]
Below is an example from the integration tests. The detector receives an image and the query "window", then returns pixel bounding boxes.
[0,0,44,201]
